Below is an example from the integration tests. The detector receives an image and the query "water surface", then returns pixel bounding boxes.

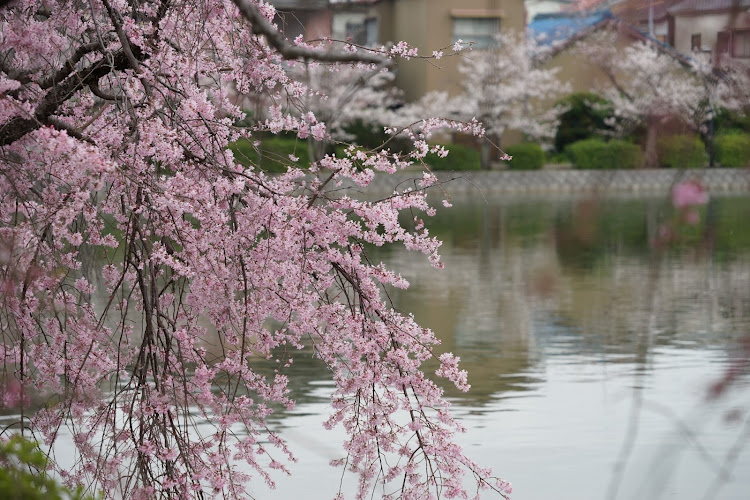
[260,192,750,500]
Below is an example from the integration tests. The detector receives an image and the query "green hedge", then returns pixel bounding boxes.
[657,134,707,168]
[715,131,750,167]
[424,143,481,171]
[229,136,311,173]
[503,143,545,170]
[566,139,642,169]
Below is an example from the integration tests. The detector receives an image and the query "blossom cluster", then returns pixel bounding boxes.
[0,0,508,499]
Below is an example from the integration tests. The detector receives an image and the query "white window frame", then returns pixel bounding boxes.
[451,17,501,49]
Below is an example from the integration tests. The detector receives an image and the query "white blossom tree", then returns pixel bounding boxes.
[579,31,749,167]
[286,61,402,160]
[402,33,569,168]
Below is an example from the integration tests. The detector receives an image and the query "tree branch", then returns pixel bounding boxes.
[231,0,390,66]
[0,49,142,146]
[38,42,104,90]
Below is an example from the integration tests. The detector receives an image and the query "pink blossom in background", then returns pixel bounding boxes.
[1,378,25,409]
[684,209,701,225]
[672,180,709,208]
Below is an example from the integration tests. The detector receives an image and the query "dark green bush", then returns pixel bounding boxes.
[342,119,392,150]
[714,108,750,135]
[554,92,614,152]
[547,151,570,164]
[424,143,481,171]
[229,135,311,173]
[566,139,641,169]
[503,142,545,170]
[715,131,750,167]
[657,134,707,168]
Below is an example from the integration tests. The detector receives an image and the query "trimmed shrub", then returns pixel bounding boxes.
[608,140,643,170]
[566,139,608,169]
[715,131,750,167]
[424,143,481,171]
[503,142,545,170]
[554,92,614,152]
[566,139,641,169]
[657,134,707,168]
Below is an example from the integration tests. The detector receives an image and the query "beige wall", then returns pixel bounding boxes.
[539,27,641,100]
[378,0,527,101]
[672,10,750,56]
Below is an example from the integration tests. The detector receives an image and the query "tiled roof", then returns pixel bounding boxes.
[612,0,681,22]
[668,0,750,13]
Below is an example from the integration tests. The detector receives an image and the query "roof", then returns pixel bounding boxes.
[267,0,329,10]
[668,0,750,13]
[612,0,681,23]
[528,10,613,47]
[528,11,693,66]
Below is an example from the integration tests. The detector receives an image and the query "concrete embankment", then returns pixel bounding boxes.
[352,168,750,195]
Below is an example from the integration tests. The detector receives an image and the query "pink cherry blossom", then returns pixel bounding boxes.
[672,180,709,208]
[0,0,508,498]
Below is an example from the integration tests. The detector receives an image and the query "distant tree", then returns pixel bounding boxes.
[579,31,749,167]
[403,33,569,169]
[553,92,615,153]
[287,61,402,160]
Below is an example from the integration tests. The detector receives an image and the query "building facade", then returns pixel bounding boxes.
[667,0,750,62]
[268,0,527,101]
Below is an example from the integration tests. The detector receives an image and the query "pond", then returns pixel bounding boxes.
[253,191,750,500]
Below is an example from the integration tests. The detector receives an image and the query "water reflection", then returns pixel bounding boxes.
[368,194,750,412]
[246,191,750,499]
[350,192,750,500]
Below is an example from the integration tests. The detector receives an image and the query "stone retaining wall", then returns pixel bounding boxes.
[351,168,750,194]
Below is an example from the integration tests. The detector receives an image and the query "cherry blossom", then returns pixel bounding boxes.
[401,32,568,168]
[578,31,750,167]
[0,0,509,498]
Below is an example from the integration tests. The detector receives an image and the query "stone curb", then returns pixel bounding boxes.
[346,168,750,194]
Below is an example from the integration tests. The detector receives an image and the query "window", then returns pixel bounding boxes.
[333,13,378,47]
[451,17,500,49]
[717,31,730,55]
[691,33,701,51]
[733,29,750,58]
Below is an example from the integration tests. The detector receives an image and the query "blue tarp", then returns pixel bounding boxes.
[528,10,613,47]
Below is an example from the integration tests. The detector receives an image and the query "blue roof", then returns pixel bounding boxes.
[528,10,613,47]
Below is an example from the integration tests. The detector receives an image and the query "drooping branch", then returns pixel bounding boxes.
[230,0,390,66]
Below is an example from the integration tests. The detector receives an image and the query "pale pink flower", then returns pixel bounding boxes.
[672,180,708,208]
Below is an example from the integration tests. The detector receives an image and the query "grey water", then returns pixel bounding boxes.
[258,192,750,500]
